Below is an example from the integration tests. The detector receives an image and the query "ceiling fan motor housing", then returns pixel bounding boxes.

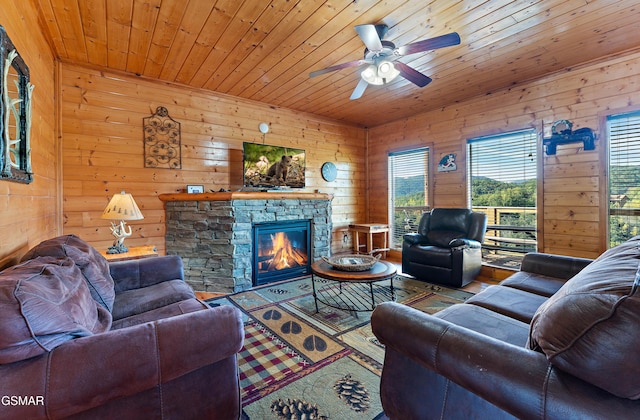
[363,40,397,61]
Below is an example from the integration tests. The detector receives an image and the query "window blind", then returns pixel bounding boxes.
[467,129,537,253]
[608,111,640,247]
[388,148,429,249]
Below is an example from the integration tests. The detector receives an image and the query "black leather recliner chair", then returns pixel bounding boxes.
[402,208,487,287]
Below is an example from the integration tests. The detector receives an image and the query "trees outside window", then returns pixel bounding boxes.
[388,148,429,250]
[608,111,640,247]
[467,130,537,258]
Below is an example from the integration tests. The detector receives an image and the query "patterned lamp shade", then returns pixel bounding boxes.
[101,191,144,221]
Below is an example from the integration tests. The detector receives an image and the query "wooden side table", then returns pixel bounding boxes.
[100,245,158,262]
[349,223,390,257]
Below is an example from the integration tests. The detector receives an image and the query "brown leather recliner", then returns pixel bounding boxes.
[402,208,487,287]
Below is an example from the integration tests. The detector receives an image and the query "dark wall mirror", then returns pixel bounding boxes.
[0,25,33,183]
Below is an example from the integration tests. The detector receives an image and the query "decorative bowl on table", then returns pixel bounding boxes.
[321,254,381,272]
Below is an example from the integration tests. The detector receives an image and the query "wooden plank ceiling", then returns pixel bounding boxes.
[37,0,640,127]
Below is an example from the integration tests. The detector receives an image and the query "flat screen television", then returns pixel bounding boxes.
[243,142,306,189]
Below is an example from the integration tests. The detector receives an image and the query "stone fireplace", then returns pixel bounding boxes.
[159,192,332,293]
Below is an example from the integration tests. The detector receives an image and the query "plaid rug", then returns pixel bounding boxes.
[207,275,474,419]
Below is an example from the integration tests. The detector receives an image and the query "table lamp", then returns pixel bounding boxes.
[101,191,144,254]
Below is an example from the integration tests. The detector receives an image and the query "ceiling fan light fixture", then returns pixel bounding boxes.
[361,64,383,85]
[378,60,400,82]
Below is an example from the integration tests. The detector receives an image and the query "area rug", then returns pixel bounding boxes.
[206,275,474,420]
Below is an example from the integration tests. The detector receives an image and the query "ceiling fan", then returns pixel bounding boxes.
[309,24,461,100]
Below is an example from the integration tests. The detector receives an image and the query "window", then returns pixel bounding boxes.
[607,111,640,247]
[388,148,429,250]
[467,130,537,261]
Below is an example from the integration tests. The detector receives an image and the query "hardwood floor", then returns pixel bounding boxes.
[195,291,227,300]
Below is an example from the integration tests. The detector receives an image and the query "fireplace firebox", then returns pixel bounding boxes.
[252,220,311,286]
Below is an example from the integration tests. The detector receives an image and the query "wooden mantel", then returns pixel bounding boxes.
[158,191,334,202]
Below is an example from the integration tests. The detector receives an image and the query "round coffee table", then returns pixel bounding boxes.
[310,259,397,313]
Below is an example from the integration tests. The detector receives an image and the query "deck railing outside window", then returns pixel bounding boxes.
[609,207,640,247]
[473,206,537,267]
[390,205,430,249]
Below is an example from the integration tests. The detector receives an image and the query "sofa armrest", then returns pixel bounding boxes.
[403,233,427,246]
[37,305,243,418]
[449,238,482,249]
[520,252,592,280]
[371,302,636,419]
[109,255,184,292]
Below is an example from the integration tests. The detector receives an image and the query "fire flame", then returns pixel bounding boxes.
[260,232,307,271]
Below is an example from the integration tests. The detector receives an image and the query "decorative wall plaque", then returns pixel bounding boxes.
[143,106,181,169]
[542,119,596,155]
[437,153,457,172]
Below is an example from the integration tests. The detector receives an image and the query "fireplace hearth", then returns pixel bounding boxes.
[253,220,311,286]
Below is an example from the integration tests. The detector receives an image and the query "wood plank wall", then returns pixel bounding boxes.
[0,1,59,268]
[59,63,366,255]
[368,50,640,260]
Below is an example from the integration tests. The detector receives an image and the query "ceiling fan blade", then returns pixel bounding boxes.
[355,24,384,52]
[309,59,368,78]
[350,78,369,100]
[395,62,432,87]
[397,32,461,56]
[373,24,389,42]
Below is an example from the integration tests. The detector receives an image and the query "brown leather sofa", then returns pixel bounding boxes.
[402,208,487,287]
[373,236,640,419]
[0,235,244,419]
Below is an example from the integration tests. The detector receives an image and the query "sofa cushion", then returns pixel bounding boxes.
[407,244,453,268]
[111,298,207,329]
[528,236,640,399]
[0,257,112,364]
[499,271,567,297]
[21,235,115,312]
[465,285,548,323]
[112,279,196,321]
[426,230,466,248]
[436,304,530,347]
[424,209,472,247]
